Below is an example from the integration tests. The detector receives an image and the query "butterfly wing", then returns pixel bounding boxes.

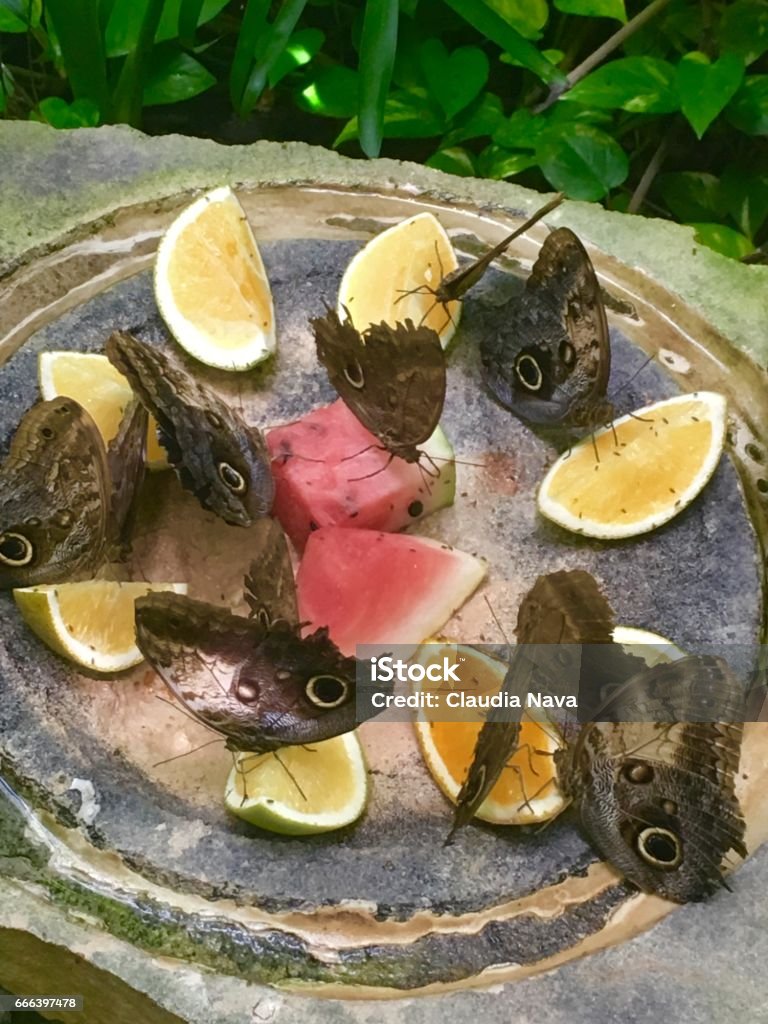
[105,331,274,527]
[0,398,109,588]
[562,656,746,902]
[449,569,623,837]
[312,309,446,460]
[135,591,369,752]
[481,227,611,427]
[243,517,299,629]
[106,397,148,557]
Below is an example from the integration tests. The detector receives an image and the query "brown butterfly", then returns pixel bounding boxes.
[134,518,384,753]
[554,656,746,902]
[480,227,612,429]
[448,571,747,902]
[312,309,446,468]
[448,569,623,838]
[106,331,274,527]
[0,396,146,589]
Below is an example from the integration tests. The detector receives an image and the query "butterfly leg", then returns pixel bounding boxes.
[347,452,396,482]
[273,749,308,801]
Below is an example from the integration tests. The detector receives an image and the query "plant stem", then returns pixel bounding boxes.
[627,133,670,214]
[535,0,674,112]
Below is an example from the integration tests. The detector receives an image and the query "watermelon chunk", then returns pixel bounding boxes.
[266,400,455,551]
[297,527,487,656]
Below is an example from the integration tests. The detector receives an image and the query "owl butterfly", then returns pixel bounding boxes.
[312,309,446,471]
[0,395,147,589]
[401,192,565,317]
[480,227,613,430]
[450,571,747,903]
[106,331,274,527]
[134,518,384,753]
[448,569,626,838]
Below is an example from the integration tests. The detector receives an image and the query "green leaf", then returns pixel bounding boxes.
[0,66,14,114]
[298,66,359,118]
[335,88,445,145]
[358,0,399,157]
[676,51,745,138]
[268,28,325,88]
[178,0,205,46]
[230,0,269,108]
[35,96,100,128]
[105,0,229,57]
[45,0,108,114]
[564,57,678,113]
[142,50,216,106]
[554,0,626,21]
[477,144,538,179]
[492,108,547,149]
[239,0,309,113]
[0,0,41,31]
[442,0,565,85]
[688,223,754,261]
[657,172,725,223]
[726,75,768,135]
[535,123,628,200]
[420,39,488,120]
[440,92,503,147]
[426,146,477,176]
[720,166,768,240]
[111,0,166,124]
[546,102,613,127]
[481,0,548,40]
[719,0,768,66]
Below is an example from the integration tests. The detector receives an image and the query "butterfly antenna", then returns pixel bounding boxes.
[153,692,215,729]
[609,352,655,403]
[152,736,225,768]
[273,749,308,801]
[483,594,512,650]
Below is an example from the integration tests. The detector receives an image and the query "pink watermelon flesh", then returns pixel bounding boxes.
[266,400,455,551]
[297,527,487,656]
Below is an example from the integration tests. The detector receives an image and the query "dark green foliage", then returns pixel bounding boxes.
[1,0,766,259]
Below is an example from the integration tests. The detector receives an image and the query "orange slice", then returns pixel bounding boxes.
[413,643,566,824]
[537,392,727,539]
[38,351,167,470]
[338,212,460,346]
[154,186,275,370]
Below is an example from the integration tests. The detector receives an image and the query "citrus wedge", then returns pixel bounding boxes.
[38,351,168,470]
[413,643,566,825]
[154,186,275,370]
[338,212,460,347]
[13,581,187,674]
[537,392,727,539]
[225,732,368,835]
[613,624,684,665]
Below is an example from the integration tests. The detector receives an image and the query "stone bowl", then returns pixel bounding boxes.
[1,183,767,997]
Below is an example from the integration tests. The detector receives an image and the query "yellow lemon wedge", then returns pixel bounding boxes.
[38,351,168,470]
[612,624,685,665]
[13,581,187,674]
[338,212,460,347]
[225,733,368,835]
[413,642,566,825]
[154,186,275,370]
[537,392,727,539]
